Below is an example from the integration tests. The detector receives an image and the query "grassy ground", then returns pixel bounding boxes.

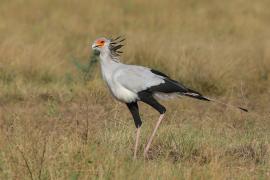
[0,0,270,179]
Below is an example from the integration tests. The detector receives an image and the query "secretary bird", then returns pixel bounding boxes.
[91,36,247,159]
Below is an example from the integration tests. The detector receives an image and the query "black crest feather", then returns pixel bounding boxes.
[109,36,125,57]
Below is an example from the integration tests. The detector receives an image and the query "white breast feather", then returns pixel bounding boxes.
[101,68,138,103]
[111,84,138,103]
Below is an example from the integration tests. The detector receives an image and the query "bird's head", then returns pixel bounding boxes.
[91,36,125,57]
[92,37,108,52]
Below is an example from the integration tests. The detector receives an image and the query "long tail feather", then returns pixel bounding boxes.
[205,97,248,112]
[183,90,248,112]
[150,72,248,112]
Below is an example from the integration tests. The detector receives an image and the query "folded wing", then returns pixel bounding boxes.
[114,65,166,93]
[115,65,210,101]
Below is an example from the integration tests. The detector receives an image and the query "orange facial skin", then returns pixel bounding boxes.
[95,39,105,47]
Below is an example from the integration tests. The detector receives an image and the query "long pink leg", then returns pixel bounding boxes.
[134,127,141,159]
[144,114,165,157]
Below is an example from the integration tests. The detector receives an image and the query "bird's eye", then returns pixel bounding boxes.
[100,40,105,43]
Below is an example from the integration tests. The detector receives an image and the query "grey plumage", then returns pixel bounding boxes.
[115,65,165,94]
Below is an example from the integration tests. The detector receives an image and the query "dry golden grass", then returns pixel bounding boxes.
[0,0,270,179]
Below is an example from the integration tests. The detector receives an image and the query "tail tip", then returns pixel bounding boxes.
[202,96,211,101]
[238,107,248,112]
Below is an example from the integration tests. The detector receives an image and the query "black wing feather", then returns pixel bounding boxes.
[149,69,209,101]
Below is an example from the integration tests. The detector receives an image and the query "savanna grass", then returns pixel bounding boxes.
[0,0,269,179]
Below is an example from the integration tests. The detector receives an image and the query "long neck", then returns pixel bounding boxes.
[99,51,121,80]
[100,51,119,67]
[100,47,120,64]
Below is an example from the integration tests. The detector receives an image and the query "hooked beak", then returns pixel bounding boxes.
[92,43,98,49]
